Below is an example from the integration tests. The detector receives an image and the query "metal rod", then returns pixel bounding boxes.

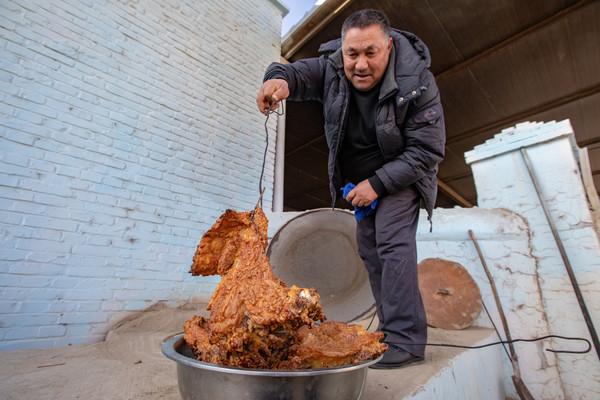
[520,148,600,361]
[469,230,518,359]
[438,179,473,207]
[469,229,535,400]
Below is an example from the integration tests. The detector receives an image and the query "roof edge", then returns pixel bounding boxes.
[281,0,354,60]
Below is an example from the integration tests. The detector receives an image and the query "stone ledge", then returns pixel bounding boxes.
[265,207,530,241]
[363,326,505,399]
[267,0,289,16]
[465,119,576,165]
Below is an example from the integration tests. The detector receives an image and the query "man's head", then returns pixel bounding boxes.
[341,9,393,91]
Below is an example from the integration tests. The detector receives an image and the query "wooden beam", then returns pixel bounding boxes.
[435,0,591,81]
[447,82,600,145]
[286,134,324,156]
[439,170,472,182]
[438,179,473,207]
[579,136,600,148]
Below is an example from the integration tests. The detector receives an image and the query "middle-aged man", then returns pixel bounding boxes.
[256,9,446,369]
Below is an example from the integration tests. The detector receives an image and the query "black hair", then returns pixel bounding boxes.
[341,9,391,38]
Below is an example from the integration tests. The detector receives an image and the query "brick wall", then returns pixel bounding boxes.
[0,0,286,349]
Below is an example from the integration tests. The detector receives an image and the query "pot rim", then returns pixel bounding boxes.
[161,333,383,377]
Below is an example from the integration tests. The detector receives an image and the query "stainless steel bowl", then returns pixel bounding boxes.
[161,333,382,400]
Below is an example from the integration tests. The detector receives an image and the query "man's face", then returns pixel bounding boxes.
[342,25,392,91]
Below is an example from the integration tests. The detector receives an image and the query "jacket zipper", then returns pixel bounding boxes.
[373,90,397,159]
[379,86,435,231]
[331,76,350,209]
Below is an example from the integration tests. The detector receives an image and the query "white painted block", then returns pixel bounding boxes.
[467,120,600,400]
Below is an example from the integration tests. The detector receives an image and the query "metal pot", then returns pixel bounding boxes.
[161,333,381,400]
[267,209,375,324]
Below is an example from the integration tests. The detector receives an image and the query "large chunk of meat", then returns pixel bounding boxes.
[184,206,386,369]
[190,207,268,276]
[280,322,387,369]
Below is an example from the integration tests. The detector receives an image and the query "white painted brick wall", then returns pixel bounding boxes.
[467,120,600,400]
[0,0,286,350]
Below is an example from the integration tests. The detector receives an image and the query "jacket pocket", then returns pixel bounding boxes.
[411,103,442,126]
[395,85,425,127]
[396,86,432,125]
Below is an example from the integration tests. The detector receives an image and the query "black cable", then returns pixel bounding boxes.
[366,309,377,331]
[480,298,512,361]
[364,306,590,355]
[391,335,591,355]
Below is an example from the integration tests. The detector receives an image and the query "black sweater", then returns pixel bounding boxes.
[339,84,387,196]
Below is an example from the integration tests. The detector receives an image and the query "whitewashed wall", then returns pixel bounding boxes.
[467,120,600,400]
[0,0,287,350]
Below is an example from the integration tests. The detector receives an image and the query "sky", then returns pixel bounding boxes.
[280,0,325,37]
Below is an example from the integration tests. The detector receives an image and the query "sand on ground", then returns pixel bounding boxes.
[0,303,493,400]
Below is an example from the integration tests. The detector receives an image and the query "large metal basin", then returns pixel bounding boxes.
[161,333,381,400]
[267,209,375,323]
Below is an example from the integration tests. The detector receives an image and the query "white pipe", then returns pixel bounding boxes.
[273,101,286,212]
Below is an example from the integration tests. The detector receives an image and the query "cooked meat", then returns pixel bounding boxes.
[280,322,387,369]
[184,205,386,369]
[190,207,268,276]
[183,315,222,364]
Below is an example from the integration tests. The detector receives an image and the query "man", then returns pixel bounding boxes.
[256,9,445,369]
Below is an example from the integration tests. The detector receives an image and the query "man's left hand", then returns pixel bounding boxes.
[346,179,378,207]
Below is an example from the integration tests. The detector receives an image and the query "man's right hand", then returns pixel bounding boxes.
[256,79,289,114]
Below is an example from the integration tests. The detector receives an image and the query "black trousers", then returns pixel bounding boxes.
[356,185,427,357]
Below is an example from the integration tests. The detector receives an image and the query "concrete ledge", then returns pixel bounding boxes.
[464,119,576,164]
[267,0,289,16]
[265,207,529,241]
[363,327,508,399]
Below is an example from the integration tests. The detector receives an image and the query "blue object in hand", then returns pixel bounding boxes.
[341,182,379,222]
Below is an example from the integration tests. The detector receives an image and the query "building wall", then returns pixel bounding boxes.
[0,0,285,350]
[467,120,600,400]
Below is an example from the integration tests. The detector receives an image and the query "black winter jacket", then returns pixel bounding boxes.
[264,29,446,221]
